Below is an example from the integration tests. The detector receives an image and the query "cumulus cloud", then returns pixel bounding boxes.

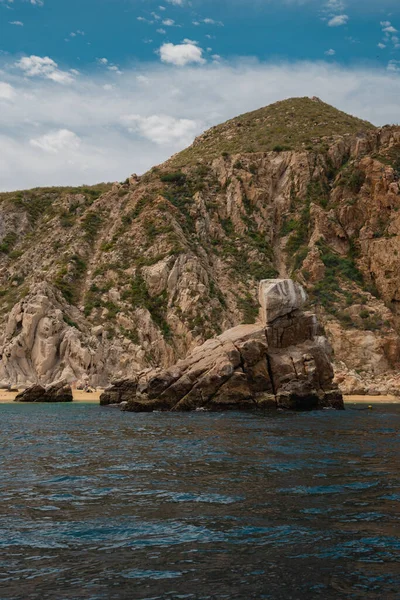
[382,24,397,34]
[159,41,205,66]
[30,129,81,153]
[387,60,400,72]
[15,55,75,84]
[328,14,348,26]
[325,49,336,56]
[9,21,24,26]
[379,20,399,49]
[0,82,14,99]
[1,59,400,190]
[122,114,198,145]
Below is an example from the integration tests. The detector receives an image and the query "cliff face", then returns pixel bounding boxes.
[1,97,400,391]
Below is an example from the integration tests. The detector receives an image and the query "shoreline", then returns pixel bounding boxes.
[0,390,102,403]
[0,391,399,405]
[344,394,400,404]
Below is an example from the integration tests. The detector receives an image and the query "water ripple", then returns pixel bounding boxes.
[1,403,400,599]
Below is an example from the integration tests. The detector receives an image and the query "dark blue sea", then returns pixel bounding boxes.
[1,402,400,599]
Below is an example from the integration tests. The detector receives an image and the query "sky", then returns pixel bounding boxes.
[0,0,400,191]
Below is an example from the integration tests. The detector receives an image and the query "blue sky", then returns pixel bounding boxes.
[0,0,400,190]
[2,0,400,69]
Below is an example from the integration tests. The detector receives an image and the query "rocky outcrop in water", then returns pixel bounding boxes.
[101,279,344,412]
[15,380,73,403]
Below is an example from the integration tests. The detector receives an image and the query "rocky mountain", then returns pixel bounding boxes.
[1,96,400,393]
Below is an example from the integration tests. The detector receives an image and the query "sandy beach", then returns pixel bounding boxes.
[0,391,399,405]
[344,394,400,404]
[0,390,102,403]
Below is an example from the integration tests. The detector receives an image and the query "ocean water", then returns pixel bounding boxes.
[1,403,400,600]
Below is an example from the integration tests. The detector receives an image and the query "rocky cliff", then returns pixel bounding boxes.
[100,279,343,412]
[0,97,400,392]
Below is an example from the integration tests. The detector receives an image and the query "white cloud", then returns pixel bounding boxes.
[97,58,122,74]
[122,114,198,145]
[325,0,346,10]
[325,49,336,55]
[9,21,23,26]
[387,60,400,72]
[159,41,205,66]
[2,58,400,190]
[15,55,75,84]
[157,28,166,34]
[30,0,44,5]
[69,30,85,37]
[166,0,185,5]
[30,129,81,154]
[162,18,175,26]
[328,14,348,26]
[0,82,14,99]
[137,16,153,24]
[202,18,224,26]
[379,20,399,48]
[108,65,123,75]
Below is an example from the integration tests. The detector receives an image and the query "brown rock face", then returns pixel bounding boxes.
[101,280,343,412]
[100,379,138,406]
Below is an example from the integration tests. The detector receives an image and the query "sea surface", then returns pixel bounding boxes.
[1,403,400,600]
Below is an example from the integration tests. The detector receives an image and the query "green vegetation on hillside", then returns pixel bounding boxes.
[170,97,375,167]
[0,184,112,224]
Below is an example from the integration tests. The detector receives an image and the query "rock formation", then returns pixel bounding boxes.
[0,98,400,393]
[100,279,344,412]
[15,380,73,403]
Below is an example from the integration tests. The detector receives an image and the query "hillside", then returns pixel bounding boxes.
[169,96,375,166]
[0,96,399,394]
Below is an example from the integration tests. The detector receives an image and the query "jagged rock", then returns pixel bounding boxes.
[14,380,73,403]
[103,280,343,412]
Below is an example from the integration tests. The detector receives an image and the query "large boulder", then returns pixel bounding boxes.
[14,380,73,403]
[42,380,73,403]
[259,279,307,324]
[15,385,45,403]
[103,280,344,413]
